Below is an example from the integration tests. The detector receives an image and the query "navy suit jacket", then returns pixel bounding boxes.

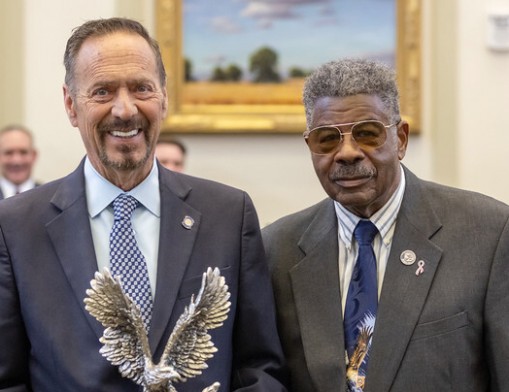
[0,160,287,391]
[262,167,509,392]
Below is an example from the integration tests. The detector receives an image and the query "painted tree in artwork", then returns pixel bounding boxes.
[184,58,194,81]
[210,64,243,81]
[211,66,227,81]
[225,64,242,81]
[249,46,281,83]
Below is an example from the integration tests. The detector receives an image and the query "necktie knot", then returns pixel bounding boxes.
[112,194,138,221]
[354,220,378,246]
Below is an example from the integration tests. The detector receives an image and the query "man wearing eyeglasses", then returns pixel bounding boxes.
[262,58,509,392]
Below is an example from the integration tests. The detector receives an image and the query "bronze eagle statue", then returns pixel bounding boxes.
[84,267,230,392]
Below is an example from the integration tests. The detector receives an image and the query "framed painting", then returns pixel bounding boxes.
[156,0,421,133]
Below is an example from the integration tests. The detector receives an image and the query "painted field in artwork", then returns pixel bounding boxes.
[182,78,305,105]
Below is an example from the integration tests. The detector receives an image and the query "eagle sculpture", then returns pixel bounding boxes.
[84,267,231,392]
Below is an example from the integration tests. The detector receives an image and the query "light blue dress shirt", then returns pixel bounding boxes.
[84,157,161,295]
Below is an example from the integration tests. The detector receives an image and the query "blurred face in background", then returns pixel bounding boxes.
[155,142,185,172]
[0,129,37,185]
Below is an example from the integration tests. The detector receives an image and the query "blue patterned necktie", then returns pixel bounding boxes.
[344,220,379,391]
[109,193,153,330]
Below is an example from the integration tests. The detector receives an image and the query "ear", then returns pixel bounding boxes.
[396,120,409,160]
[63,84,79,127]
[161,86,168,118]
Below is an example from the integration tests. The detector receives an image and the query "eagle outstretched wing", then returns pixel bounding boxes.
[161,267,231,383]
[84,268,150,386]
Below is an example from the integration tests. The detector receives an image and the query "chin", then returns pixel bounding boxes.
[101,150,151,171]
[334,191,375,209]
[8,177,28,184]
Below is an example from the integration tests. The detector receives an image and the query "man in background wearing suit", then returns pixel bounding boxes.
[0,18,287,391]
[0,124,39,198]
[262,58,509,391]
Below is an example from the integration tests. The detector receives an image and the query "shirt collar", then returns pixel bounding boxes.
[335,165,406,249]
[84,157,160,218]
[0,177,35,194]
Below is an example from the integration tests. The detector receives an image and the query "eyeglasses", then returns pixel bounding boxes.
[303,120,399,155]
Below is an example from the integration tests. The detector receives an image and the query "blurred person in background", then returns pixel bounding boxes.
[155,136,187,172]
[0,124,39,198]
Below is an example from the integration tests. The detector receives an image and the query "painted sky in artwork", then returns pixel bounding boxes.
[183,0,396,81]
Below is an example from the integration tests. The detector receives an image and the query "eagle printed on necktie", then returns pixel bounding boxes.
[346,313,376,391]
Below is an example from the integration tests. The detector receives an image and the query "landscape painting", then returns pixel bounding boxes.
[183,0,394,106]
[156,0,421,133]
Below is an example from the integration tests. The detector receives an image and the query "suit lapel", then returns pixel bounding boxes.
[45,162,104,339]
[365,168,443,392]
[149,166,201,355]
[290,199,347,392]
[43,162,203,352]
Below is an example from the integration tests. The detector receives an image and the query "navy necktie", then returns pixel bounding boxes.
[109,194,153,330]
[344,220,379,390]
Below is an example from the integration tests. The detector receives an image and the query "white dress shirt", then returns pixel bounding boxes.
[84,158,161,296]
[0,177,36,198]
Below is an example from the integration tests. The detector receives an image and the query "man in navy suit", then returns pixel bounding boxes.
[0,18,287,391]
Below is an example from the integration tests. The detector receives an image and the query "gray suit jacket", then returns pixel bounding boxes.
[262,167,509,392]
[0,160,287,392]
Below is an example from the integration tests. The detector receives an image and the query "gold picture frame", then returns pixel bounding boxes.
[156,0,421,134]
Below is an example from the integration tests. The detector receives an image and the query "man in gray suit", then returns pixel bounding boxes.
[262,58,509,391]
[0,18,287,391]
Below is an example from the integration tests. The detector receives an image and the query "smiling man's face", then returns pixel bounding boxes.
[63,31,168,186]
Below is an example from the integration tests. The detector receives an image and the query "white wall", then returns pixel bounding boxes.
[457,1,509,201]
[23,0,115,183]
[0,2,24,124]
[2,0,509,226]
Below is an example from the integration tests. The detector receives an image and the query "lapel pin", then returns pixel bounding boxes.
[415,260,425,276]
[400,250,416,266]
[181,216,195,230]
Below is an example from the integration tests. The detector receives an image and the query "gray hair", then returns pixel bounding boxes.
[63,17,166,95]
[302,58,400,128]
